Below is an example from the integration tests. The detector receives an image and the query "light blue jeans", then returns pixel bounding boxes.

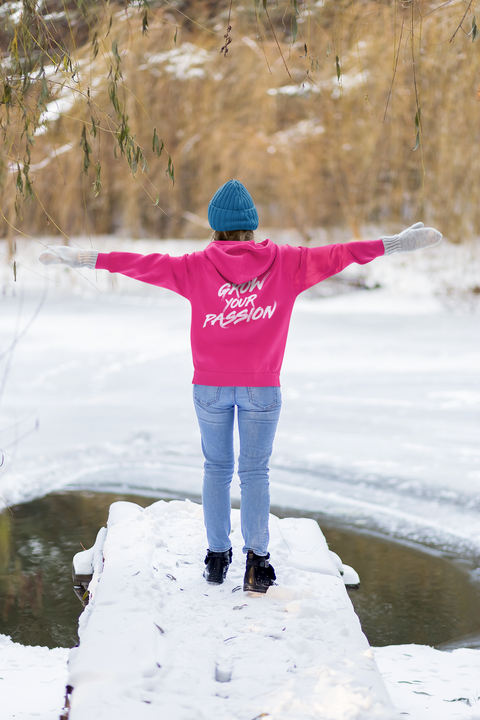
[193,385,282,556]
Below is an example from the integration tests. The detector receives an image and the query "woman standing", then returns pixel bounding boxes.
[40,179,442,593]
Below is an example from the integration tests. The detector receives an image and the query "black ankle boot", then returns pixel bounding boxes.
[243,551,276,593]
[203,548,232,584]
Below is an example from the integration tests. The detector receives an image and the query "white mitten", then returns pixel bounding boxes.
[39,246,98,268]
[381,223,442,254]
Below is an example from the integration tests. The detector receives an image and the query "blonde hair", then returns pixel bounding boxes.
[211,229,255,242]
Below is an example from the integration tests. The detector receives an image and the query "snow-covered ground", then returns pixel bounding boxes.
[1,234,480,718]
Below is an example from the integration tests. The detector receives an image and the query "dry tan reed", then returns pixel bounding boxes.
[1,1,479,243]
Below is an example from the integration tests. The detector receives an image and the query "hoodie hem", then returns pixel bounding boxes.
[193,370,280,387]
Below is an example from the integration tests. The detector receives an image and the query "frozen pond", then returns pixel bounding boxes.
[1,247,479,558]
[1,490,479,649]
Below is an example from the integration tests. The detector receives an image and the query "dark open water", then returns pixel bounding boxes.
[1,491,479,649]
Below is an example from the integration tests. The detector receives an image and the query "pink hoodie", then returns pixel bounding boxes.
[96,239,384,386]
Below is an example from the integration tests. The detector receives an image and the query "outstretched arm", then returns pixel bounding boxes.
[293,222,442,293]
[39,246,196,298]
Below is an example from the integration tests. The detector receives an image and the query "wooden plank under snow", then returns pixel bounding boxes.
[65,499,395,720]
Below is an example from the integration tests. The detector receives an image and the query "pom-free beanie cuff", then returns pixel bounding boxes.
[208,179,259,231]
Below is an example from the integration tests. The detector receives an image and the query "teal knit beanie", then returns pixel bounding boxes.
[208,180,259,231]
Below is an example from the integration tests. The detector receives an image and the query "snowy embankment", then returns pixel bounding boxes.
[1,234,480,719]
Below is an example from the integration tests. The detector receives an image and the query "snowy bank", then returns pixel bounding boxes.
[374,644,480,719]
[0,635,69,720]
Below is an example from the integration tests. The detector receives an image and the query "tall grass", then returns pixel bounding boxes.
[1,1,479,243]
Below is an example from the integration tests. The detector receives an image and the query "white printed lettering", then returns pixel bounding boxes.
[250,273,270,292]
[211,313,224,326]
[263,301,277,319]
[217,273,270,300]
[234,309,249,324]
[207,275,274,329]
[203,314,216,328]
[246,307,255,323]
[223,294,257,311]
[220,311,237,328]
[218,283,231,299]
[203,301,277,329]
